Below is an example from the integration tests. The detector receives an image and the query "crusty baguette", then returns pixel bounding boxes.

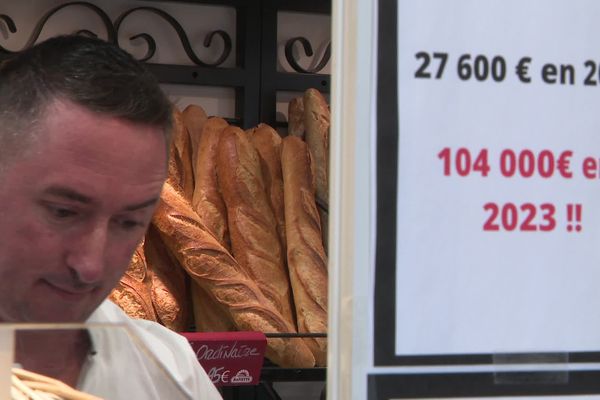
[287,97,305,138]
[248,123,286,254]
[191,117,230,250]
[167,140,184,194]
[144,225,190,332]
[303,89,329,208]
[181,104,208,175]
[152,181,315,368]
[109,242,157,321]
[171,107,195,200]
[190,281,235,332]
[281,136,328,366]
[216,126,295,325]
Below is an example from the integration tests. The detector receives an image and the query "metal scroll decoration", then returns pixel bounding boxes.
[284,37,331,74]
[0,2,115,54]
[114,6,232,66]
[0,2,233,67]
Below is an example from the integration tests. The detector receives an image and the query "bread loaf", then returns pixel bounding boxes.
[304,89,330,249]
[248,123,286,254]
[152,181,315,368]
[217,126,295,326]
[182,104,208,175]
[144,225,190,332]
[191,281,235,332]
[167,141,184,193]
[281,136,328,366]
[109,242,157,321]
[287,97,305,138]
[171,108,195,200]
[303,89,329,207]
[191,117,231,249]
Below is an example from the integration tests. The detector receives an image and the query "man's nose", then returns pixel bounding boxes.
[65,223,108,285]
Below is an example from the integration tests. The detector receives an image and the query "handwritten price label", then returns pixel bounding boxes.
[208,367,231,384]
[181,331,267,387]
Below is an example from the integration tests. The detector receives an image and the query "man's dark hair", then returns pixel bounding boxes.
[0,34,172,160]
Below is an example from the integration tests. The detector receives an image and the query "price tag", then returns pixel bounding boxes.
[181,331,266,387]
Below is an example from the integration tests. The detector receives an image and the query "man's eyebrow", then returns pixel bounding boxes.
[123,198,159,212]
[44,186,92,204]
[43,186,158,211]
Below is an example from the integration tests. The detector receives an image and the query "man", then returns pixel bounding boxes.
[0,35,222,399]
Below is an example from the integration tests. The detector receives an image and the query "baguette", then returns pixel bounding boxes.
[167,141,184,194]
[191,117,231,250]
[287,97,305,138]
[109,242,157,321]
[182,104,208,176]
[171,107,194,200]
[152,181,315,368]
[248,123,286,254]
[303,89,330,249]
[144,225,190,332]
[216,126,295,326]
[303,88,329,207]
[190,281,235,332]
[281,136,328,366]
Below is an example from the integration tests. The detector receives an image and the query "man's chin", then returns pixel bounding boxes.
[0,294,104,324]
[14,306,95,324]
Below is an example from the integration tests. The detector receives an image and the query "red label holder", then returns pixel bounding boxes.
[181,331,267,387]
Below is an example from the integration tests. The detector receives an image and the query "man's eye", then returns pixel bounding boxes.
[48,206,77,219]
[113,218,144,231]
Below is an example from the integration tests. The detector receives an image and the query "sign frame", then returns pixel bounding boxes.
[373,0,600,368]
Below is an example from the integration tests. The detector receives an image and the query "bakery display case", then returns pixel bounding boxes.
[0,1,331,399]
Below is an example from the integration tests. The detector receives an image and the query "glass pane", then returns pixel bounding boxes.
[1,323,192,400]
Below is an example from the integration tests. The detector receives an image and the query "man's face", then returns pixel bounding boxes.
[0,99,168,322]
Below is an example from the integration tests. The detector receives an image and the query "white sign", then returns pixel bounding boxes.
[396,0,600,355]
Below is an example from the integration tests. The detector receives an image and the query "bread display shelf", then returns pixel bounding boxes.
[222,364,327,400]
[0,0,331,395]
[137,99,330,397]
[260,365,326,381]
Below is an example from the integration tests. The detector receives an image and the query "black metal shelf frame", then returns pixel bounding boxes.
[0,0,331,129]
[258,0,331,126]
[142,0,264,127]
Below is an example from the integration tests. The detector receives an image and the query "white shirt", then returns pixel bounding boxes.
[79,300,222,400]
